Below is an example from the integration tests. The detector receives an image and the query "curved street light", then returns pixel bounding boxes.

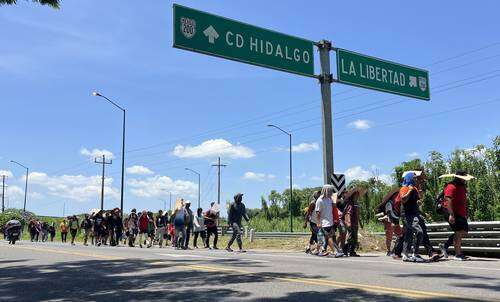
[92,91,126,216]
[267,124,293,233]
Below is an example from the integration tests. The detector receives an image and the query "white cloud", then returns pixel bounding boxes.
[27,172,119,202]
[243,172,276,182]
[291,142,319,153]
[6,185,24,199]
[348,119,373,130]
[80,148,115,160]
[126,165,154,175]
[344,166,391,184]
[0,170,13,178]
[407,152,420,158]
[310,176,323,182]
[172,139,255,159]
[127,175,197,199]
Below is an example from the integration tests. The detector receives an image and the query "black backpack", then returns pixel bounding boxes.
[435,182,452,215]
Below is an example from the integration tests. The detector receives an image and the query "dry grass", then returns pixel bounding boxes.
[217,230,385,253]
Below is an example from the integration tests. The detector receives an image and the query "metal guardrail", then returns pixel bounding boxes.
[218,221,500,255]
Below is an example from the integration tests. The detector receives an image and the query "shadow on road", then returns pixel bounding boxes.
[0,257,489,302]
[390,272,497,281]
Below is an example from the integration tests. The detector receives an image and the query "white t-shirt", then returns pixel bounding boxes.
[309,200,319,224]
[315,196,333,228]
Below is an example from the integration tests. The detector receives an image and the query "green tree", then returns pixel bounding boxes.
[0,0,59,8]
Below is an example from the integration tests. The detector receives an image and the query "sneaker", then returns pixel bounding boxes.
[402,254,411,262]
[237,249,246,253]
[213,246,219,250]
[454,254,468,261]
[439,243,449,259]
[413,255,425,263]
[226,247,234,252]
[430,253,443,262]
[349,252,360,257]
[305,247,311,254]
[334,251,345,258]
[386,251,393,257]
[317,251,330,257]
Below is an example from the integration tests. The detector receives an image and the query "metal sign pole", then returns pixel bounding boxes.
[318,40,334,185]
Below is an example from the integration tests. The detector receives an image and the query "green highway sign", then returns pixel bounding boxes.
[173,4,315,77]
[336,49,430,100]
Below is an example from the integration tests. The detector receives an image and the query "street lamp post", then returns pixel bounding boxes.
[10,160,29,212]
[93,91,126,217]
[267,124,293,233]
[185,168,201,209]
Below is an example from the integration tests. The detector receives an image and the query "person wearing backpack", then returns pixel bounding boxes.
[226,193,250,253]
[304,190,321,254]
[81,214,93,246]
[438,170,474,261]
[183,201,194,249]
[375,188,402,256]
[137,210,149,248]
[172,202,187,249]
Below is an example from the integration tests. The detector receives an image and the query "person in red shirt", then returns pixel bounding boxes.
[439,170,474,261]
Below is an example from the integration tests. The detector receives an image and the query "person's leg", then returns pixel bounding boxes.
[455,230,465,256]
[227,224,238,250]
[193,231,199,248]
[201,230,207,247]
[234,223,243,250]
[213,227,219,248]
[184,227,191,249]
[384,220,393,254]
[418,216,436,256]
[181,227,187,248]
[138,232,144,247]
[158,227,164,247]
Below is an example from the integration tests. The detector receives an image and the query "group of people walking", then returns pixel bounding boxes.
[304,169,474,262]
[304,184,364,257]
[19,193,251,253]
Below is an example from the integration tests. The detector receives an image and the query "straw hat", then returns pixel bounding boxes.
[344,187,367,202]
[439,170,474,181]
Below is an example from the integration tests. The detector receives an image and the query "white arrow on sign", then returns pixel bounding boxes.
[203,25,219,44]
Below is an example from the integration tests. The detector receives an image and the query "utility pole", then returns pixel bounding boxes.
[62,202,65,217]
[10,160,29,212]
[1,175,6,213]
[169,192,173,213]
[95,155,112,211]
[318,40,334,185]
[212,157,227,205]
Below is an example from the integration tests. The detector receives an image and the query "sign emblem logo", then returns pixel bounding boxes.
[418,76,427,92]
[180,17,196,39]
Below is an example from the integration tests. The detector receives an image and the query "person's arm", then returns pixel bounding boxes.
[444,184,455,224]
[445,196,455,224]
[194,216,200,228]
[345,205,352,229]
[315,200,322,224]
[243,204,250,222]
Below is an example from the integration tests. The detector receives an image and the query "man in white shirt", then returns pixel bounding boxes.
[315,184,344,257]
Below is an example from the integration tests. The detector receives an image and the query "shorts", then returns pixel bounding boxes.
[321,226,335,238]
[447,214,468,232]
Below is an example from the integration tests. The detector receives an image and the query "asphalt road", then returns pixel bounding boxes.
[1,241,499,302]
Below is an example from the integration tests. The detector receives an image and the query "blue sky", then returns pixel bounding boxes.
[1,0,499,217]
